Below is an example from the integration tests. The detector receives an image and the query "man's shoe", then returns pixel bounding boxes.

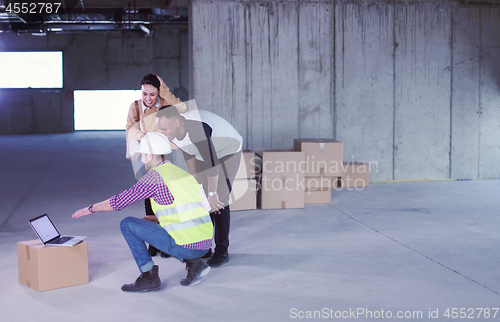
[148,244,170,258]
[160,251,171,258]
[180,258,210,286]
[148,245,160,257]
[121,265,162,292]
[201,248,212,259]
[207,252,229,267]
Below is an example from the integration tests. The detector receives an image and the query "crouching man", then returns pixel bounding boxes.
[72,132,213,292]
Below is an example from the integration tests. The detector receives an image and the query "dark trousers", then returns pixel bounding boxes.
[195,150,242,255]
[144,198,155,216]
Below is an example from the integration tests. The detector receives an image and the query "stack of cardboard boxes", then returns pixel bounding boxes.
[228,151,261,211]
[230,139,370,211]
[294,139,343,204]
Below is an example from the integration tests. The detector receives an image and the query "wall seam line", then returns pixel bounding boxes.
[477,10,482,179]
[297,2,301,139]
[392,6,397,181]
[449,10,454,179]
[332,0,337,141]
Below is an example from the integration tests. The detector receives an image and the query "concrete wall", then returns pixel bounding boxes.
[190,0,500,181]
[0,25,189,134]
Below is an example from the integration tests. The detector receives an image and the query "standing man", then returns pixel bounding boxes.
[72,132,212,292]
[156,106,242,267]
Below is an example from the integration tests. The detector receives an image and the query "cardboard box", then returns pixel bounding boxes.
[294,139,343,177]
[260,151,305,209]
[260,152,306,209]
[18,240,89,292]
[339,162,369,188]
[304,189,332,204]
[235,151,262,179]
[229,178,257,211]
[260,172,305,209]
[305,176,338,190]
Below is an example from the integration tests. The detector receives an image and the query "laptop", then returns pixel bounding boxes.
[29,214,87,247]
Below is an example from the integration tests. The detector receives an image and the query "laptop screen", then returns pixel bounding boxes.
[30,215,60,243]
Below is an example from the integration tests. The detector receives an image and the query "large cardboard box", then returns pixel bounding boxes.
[18,240,89,292]
[260,151,305,209]
[294,139,343,177]
[304,189,332,204]
[339,162,369,188]
[235,151,262,179]
[229,178,257,211]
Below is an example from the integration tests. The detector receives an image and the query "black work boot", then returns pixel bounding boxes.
[180,258,210,286]
[121,265,162,292]
[207,252,229,267]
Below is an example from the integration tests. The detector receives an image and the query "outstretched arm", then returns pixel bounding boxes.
[71,168,173,220]
[72,199,113,219]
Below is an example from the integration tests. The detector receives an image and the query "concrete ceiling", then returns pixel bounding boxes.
[1,0,497,35]
[0,0,189,34]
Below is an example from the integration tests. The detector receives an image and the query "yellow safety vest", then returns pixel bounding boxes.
[150,162,213,246]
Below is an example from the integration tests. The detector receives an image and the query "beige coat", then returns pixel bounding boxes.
[125,75,186,159]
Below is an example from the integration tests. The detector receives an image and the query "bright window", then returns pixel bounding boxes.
[0,51,63,88]
[74,90,142,130]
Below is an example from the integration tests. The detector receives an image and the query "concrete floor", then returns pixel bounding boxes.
[1,131,500,322]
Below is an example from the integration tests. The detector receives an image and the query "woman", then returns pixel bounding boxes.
[126,74,185,169]
[125,74,186,257]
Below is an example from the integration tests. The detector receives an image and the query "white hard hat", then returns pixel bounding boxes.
[136,132,172,155]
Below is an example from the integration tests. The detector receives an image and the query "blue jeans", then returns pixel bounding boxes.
[120,216,208,273]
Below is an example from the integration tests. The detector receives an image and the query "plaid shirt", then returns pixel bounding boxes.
[110,160,212,250]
